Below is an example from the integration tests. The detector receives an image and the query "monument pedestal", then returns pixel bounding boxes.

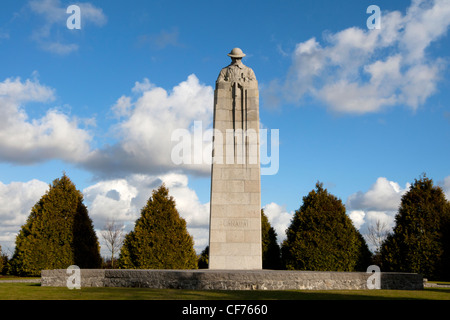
[41,269,424,290]
[209,165,261,269]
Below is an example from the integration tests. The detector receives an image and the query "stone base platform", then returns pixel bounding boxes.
[41,269,423,290]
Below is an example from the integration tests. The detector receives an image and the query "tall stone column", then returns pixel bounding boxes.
[209,48,262,269]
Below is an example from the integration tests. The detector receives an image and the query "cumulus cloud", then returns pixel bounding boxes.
[445,177,450,199]
[348,210,366,230]
[0,179,49,254]
[0,76,54,104]
[83,173,210,254]
[267,0,450,114]
[0,77,93,164]
[347,177,410,212]
[440,175,450,201]
[0,173,210,256]
[262,202,294,244]
[83,74,214,177]
[346,177,410,250]
[0,73,212,186]
[28,0,107,54]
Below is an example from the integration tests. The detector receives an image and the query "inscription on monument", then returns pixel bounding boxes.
[222,219,249,228]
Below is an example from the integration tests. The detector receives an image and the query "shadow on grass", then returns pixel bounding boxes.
[2,283,450,300]
[177,289,416,300]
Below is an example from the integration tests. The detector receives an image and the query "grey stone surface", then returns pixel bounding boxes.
[41,269,424,290]
[209,48,262,269]
[0,278,41,283]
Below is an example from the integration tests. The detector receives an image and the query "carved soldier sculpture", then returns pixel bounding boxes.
[209,48,262,269]
[217,48,256,84]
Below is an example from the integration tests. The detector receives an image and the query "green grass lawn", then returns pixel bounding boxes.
[1,282,449,300]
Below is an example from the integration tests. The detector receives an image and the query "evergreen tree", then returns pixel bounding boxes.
[281,182,371,271]
[10,174,101,276]
[195,209,283,269]
[261,209,281,269]
[380,175,450,280]
[355,231,373,271]
[0,245,4,274]
[118,184,198,269]
[198,246,209,269]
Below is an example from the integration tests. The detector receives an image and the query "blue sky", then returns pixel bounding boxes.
[0,0,449,255]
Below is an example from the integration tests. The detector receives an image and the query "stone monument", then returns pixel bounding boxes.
[40,49,424,291]
[208,48,262,269]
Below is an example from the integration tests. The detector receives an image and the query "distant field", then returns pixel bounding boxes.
[1,282,449,300]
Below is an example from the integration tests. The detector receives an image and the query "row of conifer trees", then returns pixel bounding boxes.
[6,174,200,276]
[3,173,449,280]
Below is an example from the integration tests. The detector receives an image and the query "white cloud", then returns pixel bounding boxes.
[364,210,395,231]
[348,175,450,251]
[440,175,450,201]
[0,179,49,254]
[349,210,366,229]
[0,173,209,256]
[139,27,183,50]
[111,95,132,118]
[83,177,139,226]
[76,2,107,26]
[347,177,410,212]
[346,177,410,250]
[131,78,154,94]
[262,202,294,244]
[42,42,79,55]
[268,0,450,114]
[349,209,395,234]
[84,173,210,254]
[83,74,214,177]
[28,0,107,27]
[0,76,54,104]
[28,0,107,54]
[0,77,93,164]
[0,74,212,188]
[401,0,450,62]
[160,172,210,228]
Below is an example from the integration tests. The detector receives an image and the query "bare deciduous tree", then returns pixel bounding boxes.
[367,220,390,253]
[101,219,125,268]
